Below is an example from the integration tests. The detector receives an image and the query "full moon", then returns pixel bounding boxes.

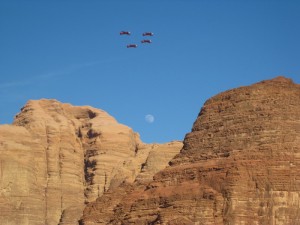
[145,114,154,123]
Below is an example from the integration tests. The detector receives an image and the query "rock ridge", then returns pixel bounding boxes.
[0,99,182,225]
[81,76,300,225]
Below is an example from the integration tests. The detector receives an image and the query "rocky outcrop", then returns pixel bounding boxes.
[0,99,182,225]
[81,76,300,225]
[0,125,46,225]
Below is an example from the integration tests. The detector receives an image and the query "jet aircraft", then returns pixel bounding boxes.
[142,32,154,36]
[120,31,131,35]
[127,44,137,48]
[141,40,152,43]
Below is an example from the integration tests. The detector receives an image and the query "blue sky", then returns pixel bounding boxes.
[0,0,299,143]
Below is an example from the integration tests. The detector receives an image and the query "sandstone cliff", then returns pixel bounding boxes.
[0,99,182,225]
[81,76,300,225]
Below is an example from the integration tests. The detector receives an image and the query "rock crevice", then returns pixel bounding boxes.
[0,99,182,225]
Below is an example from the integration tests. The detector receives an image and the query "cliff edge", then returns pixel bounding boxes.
[81,76,300,225]
[0,99,182,225]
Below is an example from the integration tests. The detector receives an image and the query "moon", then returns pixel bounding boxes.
[145,114,154,123]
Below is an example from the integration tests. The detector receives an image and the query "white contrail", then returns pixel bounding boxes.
[0,59,115,89]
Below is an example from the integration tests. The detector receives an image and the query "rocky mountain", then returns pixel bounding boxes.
[80,76,300,225]
[0,99,182,225]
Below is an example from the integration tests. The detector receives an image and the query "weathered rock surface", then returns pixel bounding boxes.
[0,99,182,225]
[0,125,46,225]
[81,76,300,225]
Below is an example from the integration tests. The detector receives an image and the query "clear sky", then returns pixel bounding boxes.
[1,0,299,143]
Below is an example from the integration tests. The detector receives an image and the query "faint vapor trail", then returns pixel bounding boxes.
[0,59,116,89]
[0,80,32,89]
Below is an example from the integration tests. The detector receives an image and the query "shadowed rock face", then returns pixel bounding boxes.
[80,76,300,225]
[0,99,182,225]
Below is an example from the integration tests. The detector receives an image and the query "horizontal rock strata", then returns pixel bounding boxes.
[81,76,300,225]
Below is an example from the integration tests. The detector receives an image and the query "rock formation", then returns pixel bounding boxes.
[81,76,300,225]
[0,99,182,225]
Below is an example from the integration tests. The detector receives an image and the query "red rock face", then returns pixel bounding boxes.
[81,76,300,225]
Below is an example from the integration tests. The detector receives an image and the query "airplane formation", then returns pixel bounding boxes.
[120,31,154,48]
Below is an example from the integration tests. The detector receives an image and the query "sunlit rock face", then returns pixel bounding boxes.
[0,125,46,225]
[81,76,300,225]
[0,99,182,225]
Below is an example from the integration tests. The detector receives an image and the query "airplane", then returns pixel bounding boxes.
[141,40,152,43]
[142,32,154,36]
[120,31,131,35]
[127,44,137,48]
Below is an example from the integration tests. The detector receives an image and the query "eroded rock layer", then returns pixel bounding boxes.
[81,76,300,225]
[0,99,182,225]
